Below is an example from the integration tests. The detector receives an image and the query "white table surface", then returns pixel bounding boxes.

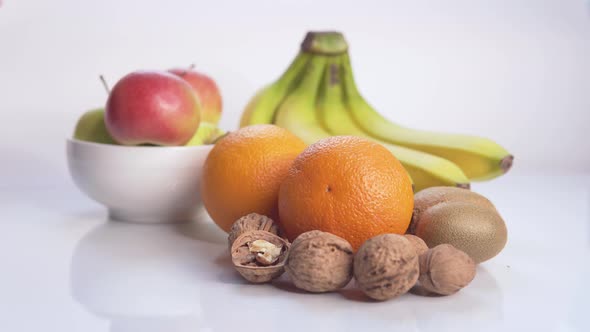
[1,174,589,332]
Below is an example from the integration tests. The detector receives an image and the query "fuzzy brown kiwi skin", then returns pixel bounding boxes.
[414,201,507,264]
[409,187,497,234]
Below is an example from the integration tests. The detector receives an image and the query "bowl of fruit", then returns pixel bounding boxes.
[68,68,225,223]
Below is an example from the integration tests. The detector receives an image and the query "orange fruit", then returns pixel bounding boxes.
[201,124,306,232]
[278,136,414,250]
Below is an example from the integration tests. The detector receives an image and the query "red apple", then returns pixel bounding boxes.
[105,71,200,146]
[169,68,222,125]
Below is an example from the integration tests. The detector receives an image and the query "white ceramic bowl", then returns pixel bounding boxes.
[67,138,213,223]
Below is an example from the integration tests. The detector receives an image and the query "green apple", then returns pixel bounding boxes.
[74,108,117,144]
[185,122,226,146]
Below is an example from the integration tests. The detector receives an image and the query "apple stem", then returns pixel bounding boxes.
[180,63,196,77]
[99,75,111,94]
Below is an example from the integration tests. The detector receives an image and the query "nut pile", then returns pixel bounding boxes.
[227,213,477,301]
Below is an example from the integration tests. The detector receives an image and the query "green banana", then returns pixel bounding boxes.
[240,52,311,127]
[241,31,512,189]
[341,53,513,181]
[318,55,470,191]
[274,56,330,143]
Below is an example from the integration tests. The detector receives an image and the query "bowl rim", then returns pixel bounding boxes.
[67,137,215,151]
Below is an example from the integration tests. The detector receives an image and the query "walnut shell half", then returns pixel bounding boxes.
[231,230,290,283]
[228,213,279,250]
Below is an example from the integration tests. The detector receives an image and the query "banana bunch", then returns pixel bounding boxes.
[240,32,513,191]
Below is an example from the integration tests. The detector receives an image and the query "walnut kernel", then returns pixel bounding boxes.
[249,239,283,266]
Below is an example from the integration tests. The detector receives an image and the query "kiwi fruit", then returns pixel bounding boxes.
[410,187,507,264]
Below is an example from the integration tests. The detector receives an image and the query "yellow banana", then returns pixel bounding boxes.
[341,53,513,181]
[318,56,470,191]
[240,52,311,127]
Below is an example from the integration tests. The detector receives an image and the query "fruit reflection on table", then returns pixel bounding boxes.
[70,219,503,332]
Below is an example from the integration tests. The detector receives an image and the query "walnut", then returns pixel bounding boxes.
[418,244,476,295]
[289,229,325,249]
[227,213,279,250]
[231,230,290,283]
[285,230,353,293]
[403,234,429,256]
[354,234,419,301]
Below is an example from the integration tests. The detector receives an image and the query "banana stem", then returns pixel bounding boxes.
[301,31,348,55]
[322,56,344,104]
[329,57,340,86]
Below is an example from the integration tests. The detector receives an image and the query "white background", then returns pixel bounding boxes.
[1,2,590,331]
[1,0,589,188]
